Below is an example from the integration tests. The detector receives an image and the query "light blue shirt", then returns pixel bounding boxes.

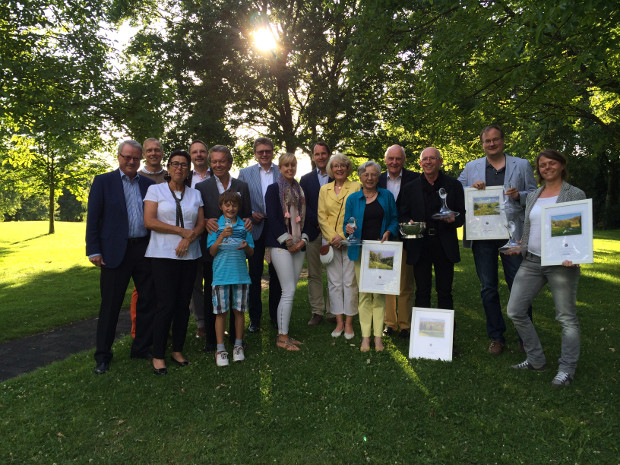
[120,171,147,238]
[207,216,254,286]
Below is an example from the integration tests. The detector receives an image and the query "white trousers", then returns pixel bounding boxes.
[325,247,358,316]
[270,247,306,335]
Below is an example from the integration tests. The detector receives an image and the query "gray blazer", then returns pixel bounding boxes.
[521,181,586,255]
[458,153,537,247]
[238,163,281,240]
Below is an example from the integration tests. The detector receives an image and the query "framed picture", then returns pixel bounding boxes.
[540,199,593,266]
[358,240,403,295]
[409,308,454,361]
[464,186,508,240]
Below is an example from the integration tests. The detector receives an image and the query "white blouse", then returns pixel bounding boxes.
[144,183,203,260]
[527,195,558,256]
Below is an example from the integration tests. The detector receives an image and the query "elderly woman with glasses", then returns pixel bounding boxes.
[318,154,361,340]
[344,161,398,352]
[144,150,204,374]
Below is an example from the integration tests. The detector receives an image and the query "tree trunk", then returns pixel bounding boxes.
[605,157,620,228]
[48,182,55,234]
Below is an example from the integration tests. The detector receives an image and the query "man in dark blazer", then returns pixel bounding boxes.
[399,147,465,310]
[195,144,252,351]
[300,141,334,326]
[378,144,420,338]
[238,137,282,332]
[86,140,156,374]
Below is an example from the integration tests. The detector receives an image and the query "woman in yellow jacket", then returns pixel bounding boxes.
[318,154,361,340]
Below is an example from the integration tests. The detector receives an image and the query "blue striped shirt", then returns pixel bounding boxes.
[120,171,147,238]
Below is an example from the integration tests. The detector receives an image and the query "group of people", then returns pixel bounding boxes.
[86,126,585,387]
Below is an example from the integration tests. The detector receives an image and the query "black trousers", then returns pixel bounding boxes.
[150,258,197,359]
[247,229,281,327]
[413,235,455,310]
[95,237,154,364]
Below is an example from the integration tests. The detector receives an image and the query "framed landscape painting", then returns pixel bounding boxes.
[464,186,508,240]
[409,308,454,361]
[358,240,402,295]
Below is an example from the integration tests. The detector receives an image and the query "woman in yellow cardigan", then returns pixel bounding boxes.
[318,154,361,339]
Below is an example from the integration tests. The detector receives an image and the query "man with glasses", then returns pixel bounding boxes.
[238,137,282,332]
[458,125,537,355]
[378,144,419,338]
[86,140,156,374]
[187,140,212,339]
[195,145,252,351]
[399,147,464,312]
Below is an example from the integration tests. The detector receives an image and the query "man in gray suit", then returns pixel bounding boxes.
[458,125,537,355]
[195,145,252,351]
[238,137,282,332]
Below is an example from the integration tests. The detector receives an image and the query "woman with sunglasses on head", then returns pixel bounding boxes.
[506,150,586,387]
[144,150,204,374]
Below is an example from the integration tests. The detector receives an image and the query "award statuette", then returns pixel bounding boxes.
[431,188,460,220]
[499,191,523,254]
[219,217,241,250]
[341,217,361,246]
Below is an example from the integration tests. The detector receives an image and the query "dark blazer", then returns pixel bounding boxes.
[86,169,154,269]
[194,176,252,259]
[299,170,332,241]
[398,172,465,265]
[378,167,420,209]
[264,182,310,249]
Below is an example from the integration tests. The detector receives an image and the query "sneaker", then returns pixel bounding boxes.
[233,345,245,362]
[551,371,573,387]
[215,350,229,367]
[510,360,546,371]
[488,340,505,355]
[307,314,323,326]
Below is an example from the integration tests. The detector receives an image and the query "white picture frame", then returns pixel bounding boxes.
[540,199,593,266]
[358,240,402,295]
[409,308,454,362]
[464,186,509,240]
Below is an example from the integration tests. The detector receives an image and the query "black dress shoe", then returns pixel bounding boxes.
[170,356,189,367]
[382,326,395,336]
[248,323,260,333]
[153,366,168,375]
[94,362,109,374]
[399,329,410,339]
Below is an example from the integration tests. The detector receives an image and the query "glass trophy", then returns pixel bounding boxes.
[399,221,426,239]
[431,188,460,220]
[220,217,240,249]
[499,199,523,253]
[341,217,361,246]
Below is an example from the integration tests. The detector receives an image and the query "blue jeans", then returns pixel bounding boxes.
[472,240,531,344]
[507,258,580,374]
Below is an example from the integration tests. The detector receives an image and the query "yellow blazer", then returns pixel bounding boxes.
[318,179,361,242]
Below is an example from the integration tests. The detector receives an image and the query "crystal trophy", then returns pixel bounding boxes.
[220,217,239,249]
[431,188,460,220]
[499,198,523,253]
[341,217,361,246]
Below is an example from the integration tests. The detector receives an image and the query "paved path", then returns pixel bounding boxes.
[0,310,131,382]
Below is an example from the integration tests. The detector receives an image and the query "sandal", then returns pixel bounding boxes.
[288,337,303,346]
[276,339,300,351]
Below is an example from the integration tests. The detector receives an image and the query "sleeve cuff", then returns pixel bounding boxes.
[277,232,292,244]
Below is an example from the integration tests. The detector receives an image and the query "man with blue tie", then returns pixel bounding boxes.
[300,141,334,326]
[86,140,156,374]
[238,137,282,332]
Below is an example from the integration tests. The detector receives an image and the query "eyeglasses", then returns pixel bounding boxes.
[256,149,273,155]
[169,162,189,169]
[420,156,439,162]
[482,137,503,145]
[119,154,142,163]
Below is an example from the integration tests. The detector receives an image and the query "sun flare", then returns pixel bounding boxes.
[253,26,277,52]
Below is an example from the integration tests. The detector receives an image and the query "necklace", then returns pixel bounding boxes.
[364,190,377,199]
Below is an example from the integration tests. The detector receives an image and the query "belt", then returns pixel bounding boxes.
[525,251,541,263]
[426,227,437,236]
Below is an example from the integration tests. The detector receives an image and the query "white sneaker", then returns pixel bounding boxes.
[215,350,229,367]
[551,371,573,387]
[233,345,245,362]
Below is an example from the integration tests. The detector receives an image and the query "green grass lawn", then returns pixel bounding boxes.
[1,222,619,463]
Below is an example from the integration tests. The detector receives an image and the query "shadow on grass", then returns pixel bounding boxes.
[10,233,50,245]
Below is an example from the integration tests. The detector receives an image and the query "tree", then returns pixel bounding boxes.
[1,0,114,232]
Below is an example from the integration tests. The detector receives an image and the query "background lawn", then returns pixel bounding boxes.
[0,222,619,463]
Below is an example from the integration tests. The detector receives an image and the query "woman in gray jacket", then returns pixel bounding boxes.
[506,150,586,387]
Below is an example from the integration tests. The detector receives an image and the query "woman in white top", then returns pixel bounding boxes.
[144,150,204,374]
[506,150,585,387]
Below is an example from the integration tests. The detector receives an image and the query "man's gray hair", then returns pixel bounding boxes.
[384,145,406,159]
[118,140,142,155]
[142,138,162,151]
[357,160,381,177]
[209,145,233,165]
[420,147,442,160]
